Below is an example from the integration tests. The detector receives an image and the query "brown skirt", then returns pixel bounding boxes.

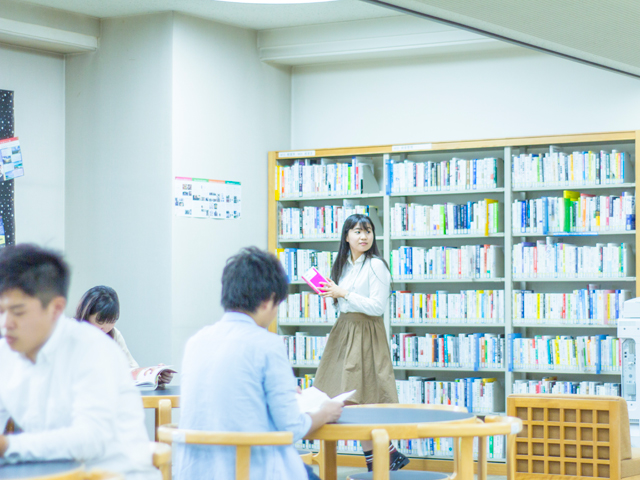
[313,312,398,405]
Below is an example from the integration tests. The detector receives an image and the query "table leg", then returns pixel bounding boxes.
[320,440,337,480]
[154,408,160,441]
[458,436,474,480]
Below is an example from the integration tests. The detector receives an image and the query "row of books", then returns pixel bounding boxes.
[395,435,505,460]
[278,205,380,240]
[295,374,316,390]
[282,333,329,366]
[276,158,379,198]
[278,292,339,324]
[396,376,505,414]
[512,378,621,396]
[390,200,501,237]
[390,290,504,324]
[508,334,620,373]
[512,289,631,325]
[295,437,505,460]
[512,151,632,188]
[512,240,634,278]
[276,248,336,282]
[391,245,504,280]
[385,157,501,194]
[512,191,635,234]
[391,333,505,369]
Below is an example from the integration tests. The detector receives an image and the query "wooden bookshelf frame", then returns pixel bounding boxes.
[268,130,639,470]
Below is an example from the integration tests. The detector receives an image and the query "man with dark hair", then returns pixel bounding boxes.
[175,247,343,480]
[0,244,159,479]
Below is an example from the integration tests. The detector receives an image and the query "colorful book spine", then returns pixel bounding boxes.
[390,290,504,324]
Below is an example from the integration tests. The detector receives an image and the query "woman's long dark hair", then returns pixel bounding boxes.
[331,214,390,285]
[75,285,120,339]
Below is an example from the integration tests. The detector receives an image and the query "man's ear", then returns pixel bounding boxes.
[47,296,67,318]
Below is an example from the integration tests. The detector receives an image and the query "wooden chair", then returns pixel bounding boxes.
[508,394,640,480]
[342,404,470,480]
[151,441,172,480]
[346,413,522,480]
[157,424,293,480]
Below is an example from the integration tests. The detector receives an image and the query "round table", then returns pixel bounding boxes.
[0,460,83,480]
[304,406,475,480]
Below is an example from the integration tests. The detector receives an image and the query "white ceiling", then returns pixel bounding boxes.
[361,0,640,78]
[17,0,400,30]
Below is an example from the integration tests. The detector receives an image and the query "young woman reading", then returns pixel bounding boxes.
[314,213,409,471]
[76,286,173,385]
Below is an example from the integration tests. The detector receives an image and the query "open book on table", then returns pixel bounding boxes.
[132,365,177,390]
[297,386,356,413]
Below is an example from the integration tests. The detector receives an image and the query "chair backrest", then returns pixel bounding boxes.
[158,399,172,429]
[150,441,172,480]
[157,424,293,480]
[417,415,523,480]
[507,394,629,480]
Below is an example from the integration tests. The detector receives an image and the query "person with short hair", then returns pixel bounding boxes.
[75,286,173,385]
[175,246,344,480]
[0,244,159,479]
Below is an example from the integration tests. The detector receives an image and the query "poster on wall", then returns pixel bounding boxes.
[173,177,241,219]
[0,137,24,181]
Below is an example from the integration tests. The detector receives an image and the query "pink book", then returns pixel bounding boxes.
[301,267,329,294]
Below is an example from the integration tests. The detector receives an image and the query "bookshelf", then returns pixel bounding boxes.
[268,130,639,465]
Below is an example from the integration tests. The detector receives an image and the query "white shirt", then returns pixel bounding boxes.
[337,255,391,317]
[112,327,139,369]
[0,316,159,480]
[175,312,312,480]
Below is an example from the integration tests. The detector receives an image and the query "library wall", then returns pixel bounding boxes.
[65,13,174,368]
[291,48,640,148]
[170,14,291,370]
[0,43,65,249]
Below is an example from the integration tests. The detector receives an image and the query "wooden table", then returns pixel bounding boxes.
[140,386,180,440]
[304,406,475,480]
[0,460,83,480]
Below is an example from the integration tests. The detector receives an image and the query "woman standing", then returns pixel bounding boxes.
[314,213,409,471]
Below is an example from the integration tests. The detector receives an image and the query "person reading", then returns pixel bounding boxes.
[0,244,159,479]
[76,285,174,386]
[175,247,344,480]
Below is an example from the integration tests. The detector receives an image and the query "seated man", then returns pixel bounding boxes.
[175,247,343,480]
[0,244,158,479]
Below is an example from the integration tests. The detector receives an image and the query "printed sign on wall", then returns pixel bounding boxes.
[173,177,241,219]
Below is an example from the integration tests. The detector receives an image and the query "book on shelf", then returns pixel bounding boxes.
[282,332,329,365]
[295,373,316,389]
[396,376,505,414]
[276,157,380,199]
[276,248,336,283]
[391,245,503,280]
[508,334,621,373]
[513,377,621,396]
[390,289,504,325]
[512,150,633,188]
[278,204,382,240]
[278,292,339,324]
[512,239,634,279]
[390,199,501,237]
[385,157,502,194]
[512,289,630,326]
[390,332,505,370]
[512,191,635,234]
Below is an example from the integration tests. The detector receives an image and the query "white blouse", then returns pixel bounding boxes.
[112,327,139,369]
[337,254,391,317]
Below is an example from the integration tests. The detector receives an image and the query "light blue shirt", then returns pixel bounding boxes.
[174,312,313,480]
